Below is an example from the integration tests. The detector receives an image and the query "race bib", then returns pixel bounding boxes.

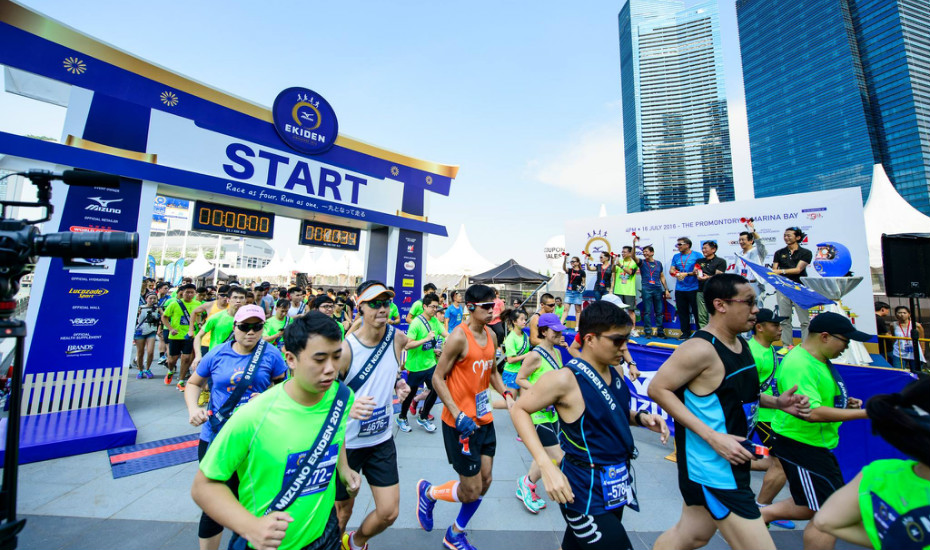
[475,389,491,417]
[283,444,338,497]
[601,463,632,511]
[358,405,390,438]
[872,494,930,549]
[743,401,759,435]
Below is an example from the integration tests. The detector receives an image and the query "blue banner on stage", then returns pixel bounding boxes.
[737,255,833,310]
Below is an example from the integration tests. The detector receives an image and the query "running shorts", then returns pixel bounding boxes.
[168,338,194,356]
[442,421,496,476]
[679,476,761,520]
[773,434,844,511]
[502,370,520,390]
[535,421,560,447]
[335,438,399,501]
[619,295,636,308]
[753,420,775,448]
[560,507,632,550]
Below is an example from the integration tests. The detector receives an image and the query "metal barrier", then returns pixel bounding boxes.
[877,333,928,370]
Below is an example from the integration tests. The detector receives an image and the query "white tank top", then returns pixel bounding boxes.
[344,329,400,449]
[892,321,925,361]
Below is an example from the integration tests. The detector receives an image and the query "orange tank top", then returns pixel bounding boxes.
[441,324,496,427]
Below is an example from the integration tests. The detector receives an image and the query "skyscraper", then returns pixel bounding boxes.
[619,0,735,213]
[738,0,930,213]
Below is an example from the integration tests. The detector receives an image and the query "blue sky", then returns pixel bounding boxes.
[1,0,752,272]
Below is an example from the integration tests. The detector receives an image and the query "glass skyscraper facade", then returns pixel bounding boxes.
[738,0,930,213]
[619,0,735,213]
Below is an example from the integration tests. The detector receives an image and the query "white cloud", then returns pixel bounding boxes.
[529,123,626,206]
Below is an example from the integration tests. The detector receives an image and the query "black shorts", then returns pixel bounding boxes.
[561,507,632,550]
[168,338,194,356]
[230,509,339,550]
[753,420,776,448]
[679,476,761,521]
[773,434,844,511]
[198,439,240,539]
[335,438,399,501]
[441,421,496,476]
[535,421,560,448]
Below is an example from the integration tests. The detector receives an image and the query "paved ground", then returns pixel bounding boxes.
[13,366,859,550]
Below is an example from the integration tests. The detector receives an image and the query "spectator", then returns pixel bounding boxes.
[874,301,891,360]
[488,288,506,346]
[772,226,813,346]
[669,237,702,339]
[636,245,670,338]
[553,297,564,320]
[613,245,639,335]
[561,255,585,325]
[695,240,728,328]
[586,251,613,301]
[891,305,926,370]
[729,221,768,303]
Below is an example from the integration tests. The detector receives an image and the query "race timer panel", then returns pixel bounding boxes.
[298,220,360,250]
[191,201,275,239]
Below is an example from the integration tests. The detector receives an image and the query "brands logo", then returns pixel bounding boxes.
[404,260,416,271]
[69,288,109,299]
[70,318,99,327]
[65,344,94,355]
[86,197,123,214]
[272,87,338,155]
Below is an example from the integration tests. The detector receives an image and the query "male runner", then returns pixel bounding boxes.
[155,282,172,365]
[416,284,514,550]
[397,293,446,433]
[387,287,402,326]
[406,282,438,323]
[185,304,288,550]
[192,285,231,357]
[192,312,360,550]
[512,302,668,548]
[190,286,247,375]
[334,281,412,550]
[762,312,871,550]
[445,291,465,333]
[161,283,202,386]
[529,293,557,346]
[263,298,292,356]
[287,287,308,319]
[648,274,810,550]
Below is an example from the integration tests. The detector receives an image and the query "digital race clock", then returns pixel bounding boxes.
[191,201,275,239]
[298,220,360,251]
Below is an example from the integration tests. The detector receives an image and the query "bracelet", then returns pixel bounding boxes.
[634,410,647,426]
[503,391,514,400]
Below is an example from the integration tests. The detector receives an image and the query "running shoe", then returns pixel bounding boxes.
[136,371,145,379]
[443,526,477,550]
[164,371,174,385]
[416,417,437,433]
[396,417,412,433]
[409,404,418,416]
[416,479,435,532]
[528,481,547,510]
[198,388,210,407]
[158,355,168,365]
[143,369,154,379]
[770,519,795,529]
[515,436,522,442]
[177,380,186,392]
[516,476,538,514]
[341,531,368,550]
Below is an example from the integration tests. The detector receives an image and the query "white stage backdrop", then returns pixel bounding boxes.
[565,188,875,335]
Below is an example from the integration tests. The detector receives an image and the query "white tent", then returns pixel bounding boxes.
[279,249,300,274]
[315,250,342,277]
[297,250,317,275]
[864,164,930,267]
[185,248,213,278]
[428,225,495,276]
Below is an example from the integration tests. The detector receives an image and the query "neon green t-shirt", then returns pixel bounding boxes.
[528,346,562,424]
[163,299,202,340]
[613,259,638,296]
[748,338,777,423]
[408,300,424,319]
[503,330,530,374]
[859,459,930,550]
[554,305,564,318]
[388,302,400,323]
[264,316,289,346]
[773,346,842,448]
[201,302,226,347]
[200,383,353,550]
[405,315,442,372]
[202,310,236,349]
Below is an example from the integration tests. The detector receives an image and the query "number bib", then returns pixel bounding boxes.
[872,494,930,550]
[359,405,390,438]
[601,463,632,511]
[283,444,338,497]
[743,401,759,435]
[475,389,491,418]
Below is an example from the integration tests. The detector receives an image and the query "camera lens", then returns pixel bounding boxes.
[34,231,139,259]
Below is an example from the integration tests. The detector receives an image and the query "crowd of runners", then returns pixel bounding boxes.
[130,259,928,550]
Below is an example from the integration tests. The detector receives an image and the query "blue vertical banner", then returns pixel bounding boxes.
[392,229,423,331]
[24,179,143,374]
[145,255,156,278]
[172,258,185,285]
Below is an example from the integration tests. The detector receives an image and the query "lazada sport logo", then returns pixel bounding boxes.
[69,289,109,299]
[70,318,99,327]
[86,197,123,214]
[65,344,94,355]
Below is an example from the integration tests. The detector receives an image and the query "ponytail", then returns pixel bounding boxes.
[867,376,930,465]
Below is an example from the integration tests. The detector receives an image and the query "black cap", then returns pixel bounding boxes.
[756,308,788,324]
[809,312,871,342]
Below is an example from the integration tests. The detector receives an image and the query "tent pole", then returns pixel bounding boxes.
[518,280,549,310]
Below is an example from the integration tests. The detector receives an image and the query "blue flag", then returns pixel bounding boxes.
[146,255,156,279]
[736,255,833,310]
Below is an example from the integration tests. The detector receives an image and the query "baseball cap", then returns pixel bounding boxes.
[538,313,566,332]
[600,294,630,309]
[357,282,394,305]
[234,304,266,323]
[809,312,871,342]
[755,308,788,324]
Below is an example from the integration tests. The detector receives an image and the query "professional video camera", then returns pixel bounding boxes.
[0,168,139,550]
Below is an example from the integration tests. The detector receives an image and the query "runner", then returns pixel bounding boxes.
[155,282,171,365]
[191,312,360,550]
[567,295,640,381]
[416,284,514,550]
[387,287,402,326]
[185,304,288,550]
[190,286,247,376]
[812,376,930,549]
[406,283,438,323]
[511,301,669,548]
[334,281,412,550]
[529,293,557,346]
[133,292,160,379]
[647,274,811,550]
[553,298,564,321]
[501,308,531,395]
[397,293,446,433]
[446,291,465,334]
[192,285,231,358]
[287,286,308,319]
[263,298,292,358]
[513,313,566,514]
[161,283,202,386]
[761,312,871,550]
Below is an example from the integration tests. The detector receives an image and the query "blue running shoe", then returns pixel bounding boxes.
[416,479,435,532]
[443,526,477,550]
[770,519,796,529]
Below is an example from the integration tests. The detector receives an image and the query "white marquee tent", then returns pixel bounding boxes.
[426,225,495,290]
[864,164,930,267]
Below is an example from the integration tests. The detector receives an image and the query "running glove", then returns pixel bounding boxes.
[455,412,477,437]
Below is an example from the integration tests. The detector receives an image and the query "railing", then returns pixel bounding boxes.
[876,334,928,371]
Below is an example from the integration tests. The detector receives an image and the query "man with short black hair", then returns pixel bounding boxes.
[162,283,202,386]
[772,227,814,346]
[406,283,439,323]
[730,221,767,306]
[696,241,728,328]
[874,301,891,360]
[529,293,557,346]
[398,293,446,433]
[669,237,702,339]
[287,287,307,319]
[636,245,670,338]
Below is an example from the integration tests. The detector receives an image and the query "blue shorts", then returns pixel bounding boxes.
[502,370,520,390]
[564,290,583,305]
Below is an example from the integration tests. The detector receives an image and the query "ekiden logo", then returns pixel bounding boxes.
[69,288,109,299]
[272,87,338,155]
[86,197,123,214]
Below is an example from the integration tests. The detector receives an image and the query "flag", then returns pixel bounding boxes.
[171,258,185,285]
[736,255,833,310]
[145,255,156,279]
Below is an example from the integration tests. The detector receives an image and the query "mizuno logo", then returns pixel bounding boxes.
[86,197,123,214]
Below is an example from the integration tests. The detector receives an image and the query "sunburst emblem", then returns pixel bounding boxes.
[160,91,179,107]
[63,57,86,75]
[425,176,433,185]
[390,166,400,177]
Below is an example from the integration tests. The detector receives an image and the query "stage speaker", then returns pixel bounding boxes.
[295,272,310,288]
[881,233,930,297]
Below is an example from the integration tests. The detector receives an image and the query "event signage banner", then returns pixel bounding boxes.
[393,229,423,330]
[565,188,875,335]
[24,179,144,374]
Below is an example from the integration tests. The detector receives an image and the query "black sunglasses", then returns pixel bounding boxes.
[236,321,265,333]
[598,333,629,347]
[365,299,391,309]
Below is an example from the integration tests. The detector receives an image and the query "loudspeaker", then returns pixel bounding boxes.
[295,272,310,288]
[881,233,930,297]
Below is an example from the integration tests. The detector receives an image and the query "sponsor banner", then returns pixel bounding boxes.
[565,188,875,335]
[392,230,423,331]
[24,178,143,374]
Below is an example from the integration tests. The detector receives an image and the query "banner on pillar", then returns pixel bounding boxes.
[393,230,423,330]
